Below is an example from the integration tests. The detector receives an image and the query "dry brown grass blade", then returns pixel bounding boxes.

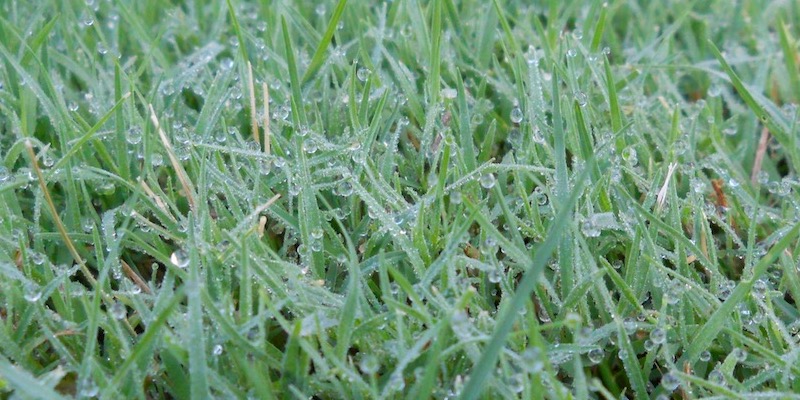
[138,177,176,221]
[149,104,197,212]
[248,61,259,145]
[24,140,97,286]
[750,126,770,185]
[121,260,152,294]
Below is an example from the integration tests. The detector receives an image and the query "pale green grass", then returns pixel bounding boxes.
[1,0,800,399]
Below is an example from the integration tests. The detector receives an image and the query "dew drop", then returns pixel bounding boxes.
[110,301,126,320]
[650,327,666,345]
[78,377,99,397]
[507,373,524,393]
[510,107,523,124]
[358,353,380,374]
[574,91,588,107]
[480,173,496,189]
[588,348,604,364]
[661,373,680,391]
[356,67,370,82]
[24,282,42,303]
[732,347,747,363]
[170,249,190,268]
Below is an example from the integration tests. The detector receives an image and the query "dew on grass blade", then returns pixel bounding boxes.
[700,350,711,362]
[574,91,588,107]
[170,249,190,268]
[661,372,680,391]
[709,369,725,385]
[507,373,524,393]
[588,348,604,364]
[581,212,618,237]
[212,344,223,356]
[78,377,99,397]
[732,347,747,363]
[650,327,666,344]
[358,353,379,374]
[24,282,42,303]
[110,301,126,320]
[480,173,496,189]
[510,107,523,124]
[520,347,544,373]
[451,310,472,339]
[356,67,370,82]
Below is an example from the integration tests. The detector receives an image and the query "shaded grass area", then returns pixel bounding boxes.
[1,0,800,398]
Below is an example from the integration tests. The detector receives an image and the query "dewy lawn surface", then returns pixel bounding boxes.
[1,0,800,398]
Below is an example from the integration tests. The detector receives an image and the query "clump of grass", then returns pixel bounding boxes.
[1,0,799,398]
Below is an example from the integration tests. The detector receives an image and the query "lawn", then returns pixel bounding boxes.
[1,0,800,398]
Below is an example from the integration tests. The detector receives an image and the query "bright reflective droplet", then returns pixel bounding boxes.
[650,327,666,344]
[110,301,126,320]
[480,173,496,189]
[588,348,604,364]
[24,282,42,303]
[170,249,190,268]
[661,373,680,391]
[510,107,523,124]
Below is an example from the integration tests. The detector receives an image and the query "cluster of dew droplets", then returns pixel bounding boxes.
[580,212,618,237]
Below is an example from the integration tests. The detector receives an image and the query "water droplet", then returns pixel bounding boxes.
[588,348,604,364]
[442,88,457,99]
[709,369,725,385]
[650,327,666,344]
[622,147,637,166]
[336,181,353,196]
[700,350,711,362]
[752,279,768,299]
[507,373,524,393]
[170,249,190,268]
[661,373,680,391]
[78,377,99,397]
[450,191,462,205]
[213,344,224,356]
[451,310,472,339]
[581,212,618,237]
[732,347,747,362]
[125,126,143,145]
[574,91,588,107]
[480,173,496,189]
[510,107,523,124]
[356,67,370,82]
[520,347,544,373]
[30,252,45,265]
[487,267,502,283]
[572,29,584,40]
[566,49,577,58]
[110,301,126,320]
[24,282,42,303]
[358,353,379,374]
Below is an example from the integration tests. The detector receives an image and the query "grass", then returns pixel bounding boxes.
[1,0,800,398]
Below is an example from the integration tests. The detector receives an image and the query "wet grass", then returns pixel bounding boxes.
[1,0,800,398]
